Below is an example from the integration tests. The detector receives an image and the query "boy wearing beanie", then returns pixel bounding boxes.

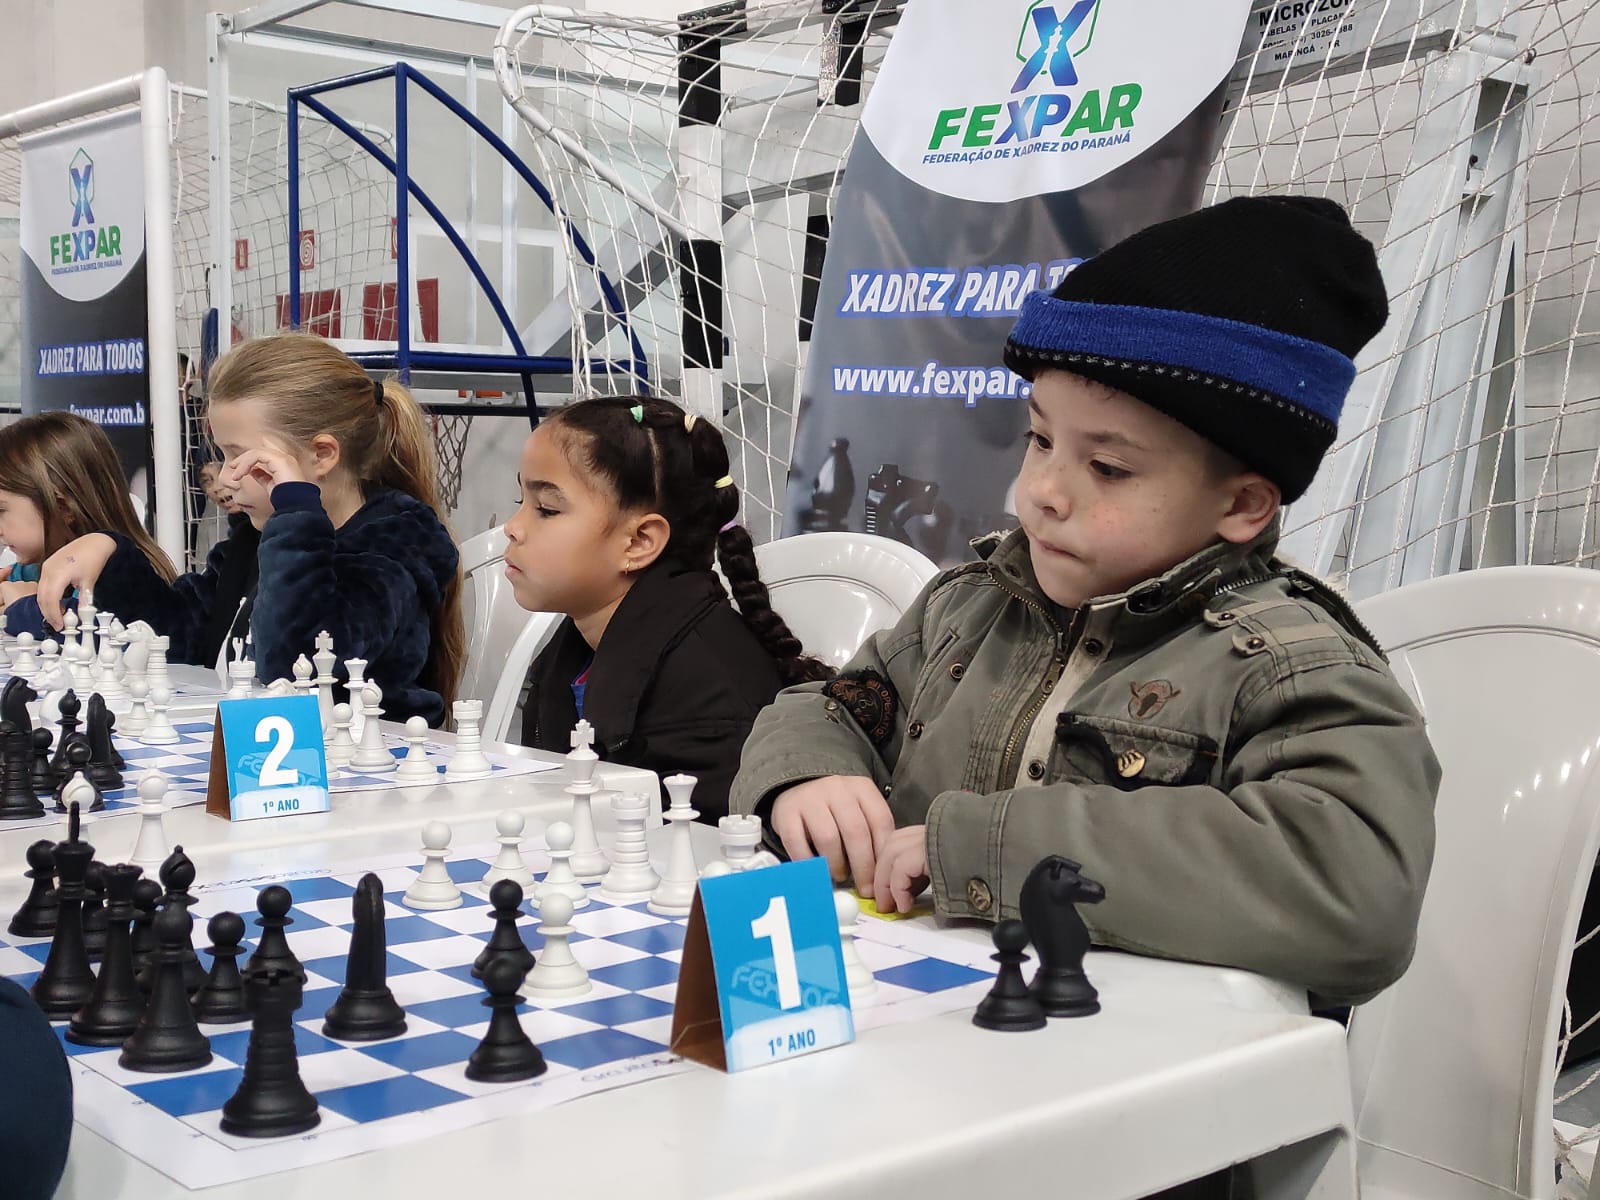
[730,195,1439,1006]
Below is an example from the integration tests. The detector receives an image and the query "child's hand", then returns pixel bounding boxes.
[0,580,38,611]
[36,533,117,629]
[223,438,307,491]
[872,825,930,914]
[770,776,896,896]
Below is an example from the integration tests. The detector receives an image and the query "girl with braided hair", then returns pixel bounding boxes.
[504,395,828,822]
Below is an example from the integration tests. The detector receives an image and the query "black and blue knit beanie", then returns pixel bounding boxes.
[1004,195,1388,501]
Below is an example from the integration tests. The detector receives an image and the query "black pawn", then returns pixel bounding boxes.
[131,878,164,994]
[322,873,406,1041]
[85,695,123,792]
[472,879,535,981]
[244,885,306,983]
[465,956,547,1083]
[192,912,249,1024]
[1020,855,1105,1019]
[30,726,55,797]
[0,719,43,820]
[53,739,101,813]
[157,847,208,994]
[219,967,321,1138]
[971,919,1047,1033]
[81,861,108,960]
[67,864,147,1045]
[30,803,97,1019]
[118,902,212,1072]
[8,839,59,938]
[49,690,81,785]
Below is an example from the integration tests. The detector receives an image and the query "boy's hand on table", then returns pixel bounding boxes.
[871,825,930,914]
[770,776,896,897]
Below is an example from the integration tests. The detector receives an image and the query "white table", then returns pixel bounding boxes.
[4,751,1356,1200]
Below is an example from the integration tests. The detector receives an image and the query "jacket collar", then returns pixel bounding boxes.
[552,559,729,749]
[974,516,1284,651]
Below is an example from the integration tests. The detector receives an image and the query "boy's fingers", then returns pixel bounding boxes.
[829,797,877,897]
[861,786,897,855]
[771,804,813,863]
[801,810,848,883]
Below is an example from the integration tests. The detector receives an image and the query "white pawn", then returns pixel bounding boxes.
[394,715,437,782]
[533,820,590,910]
[350,682,395,772]
[122,679,151,736]
[129,772,170,869]
[523,891,590,998]
[60,609,80,656]
[94,639,127,701]
[10,632,37,679]
[402,820,462,910]
[344,657,369,740]
[0,633,11,671]
[68,639,94,694]
[326,703,356,769]
[648,774,700,916]
[597,792,660,904]
[35,638,61,688]
[443,698,492,781]
[121,638,148,700]
[565,721,608,880]
[836,890,877,1004]
[480,810,535,890]
[142,685,180,745]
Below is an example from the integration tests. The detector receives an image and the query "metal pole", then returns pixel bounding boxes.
[288,89,302,328]
[141,69,185,567]
[207,12,234,359]
[395,64,411,383]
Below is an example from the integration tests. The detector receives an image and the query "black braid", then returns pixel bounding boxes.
[551,395,828,685]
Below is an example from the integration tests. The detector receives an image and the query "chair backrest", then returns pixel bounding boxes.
[1348,566,1600,1200]
[482,609,562,744]
[751,532,939,667]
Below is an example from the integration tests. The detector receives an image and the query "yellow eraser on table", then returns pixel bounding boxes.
[850,889,934,921]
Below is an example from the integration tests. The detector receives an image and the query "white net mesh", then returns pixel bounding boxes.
[0,86,472,565]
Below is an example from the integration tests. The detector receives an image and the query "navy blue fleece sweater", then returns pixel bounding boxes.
[90,483,459,725]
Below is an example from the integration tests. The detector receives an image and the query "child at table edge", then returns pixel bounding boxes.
[729,196,1442,1008]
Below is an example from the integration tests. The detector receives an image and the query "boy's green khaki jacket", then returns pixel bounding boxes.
[730,521,1440,1006]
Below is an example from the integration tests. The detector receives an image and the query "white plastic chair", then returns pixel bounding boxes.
[752,532,939,667]
[1348,565,1600,1200]
[457,527,559,740]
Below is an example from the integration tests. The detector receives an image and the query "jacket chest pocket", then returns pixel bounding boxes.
[1053,713,1219,790]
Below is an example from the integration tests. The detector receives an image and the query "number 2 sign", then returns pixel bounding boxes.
[205,695,331,821]
[670,856,855,1072]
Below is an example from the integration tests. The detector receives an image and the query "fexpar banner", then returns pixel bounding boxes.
[783,0,1256,561]
[21,109,153,498]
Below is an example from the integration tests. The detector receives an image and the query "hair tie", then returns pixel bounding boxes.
[630,404,645,423]
[719,518,739,533]
[372,378,385,405]
[684,413,698,433]
[713,475,734,489]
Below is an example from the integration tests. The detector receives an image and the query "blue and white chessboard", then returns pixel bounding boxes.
[0,717,557,833]
[0,841,996,1190]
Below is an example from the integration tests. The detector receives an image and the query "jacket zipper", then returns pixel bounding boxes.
[993,571,1068,786]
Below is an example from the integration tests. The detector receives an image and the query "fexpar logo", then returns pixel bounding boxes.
[51,148,123,268]
[925,0,1141,157]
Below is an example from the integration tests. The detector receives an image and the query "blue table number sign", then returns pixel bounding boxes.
[670,856,855,1072]
[204,695,331,822]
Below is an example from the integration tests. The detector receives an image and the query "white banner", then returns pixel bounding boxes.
[21,109,145,304]
[864,0,1251,204]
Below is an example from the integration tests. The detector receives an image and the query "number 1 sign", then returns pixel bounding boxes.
[205,695,331,821]
[670,856,855,1072]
